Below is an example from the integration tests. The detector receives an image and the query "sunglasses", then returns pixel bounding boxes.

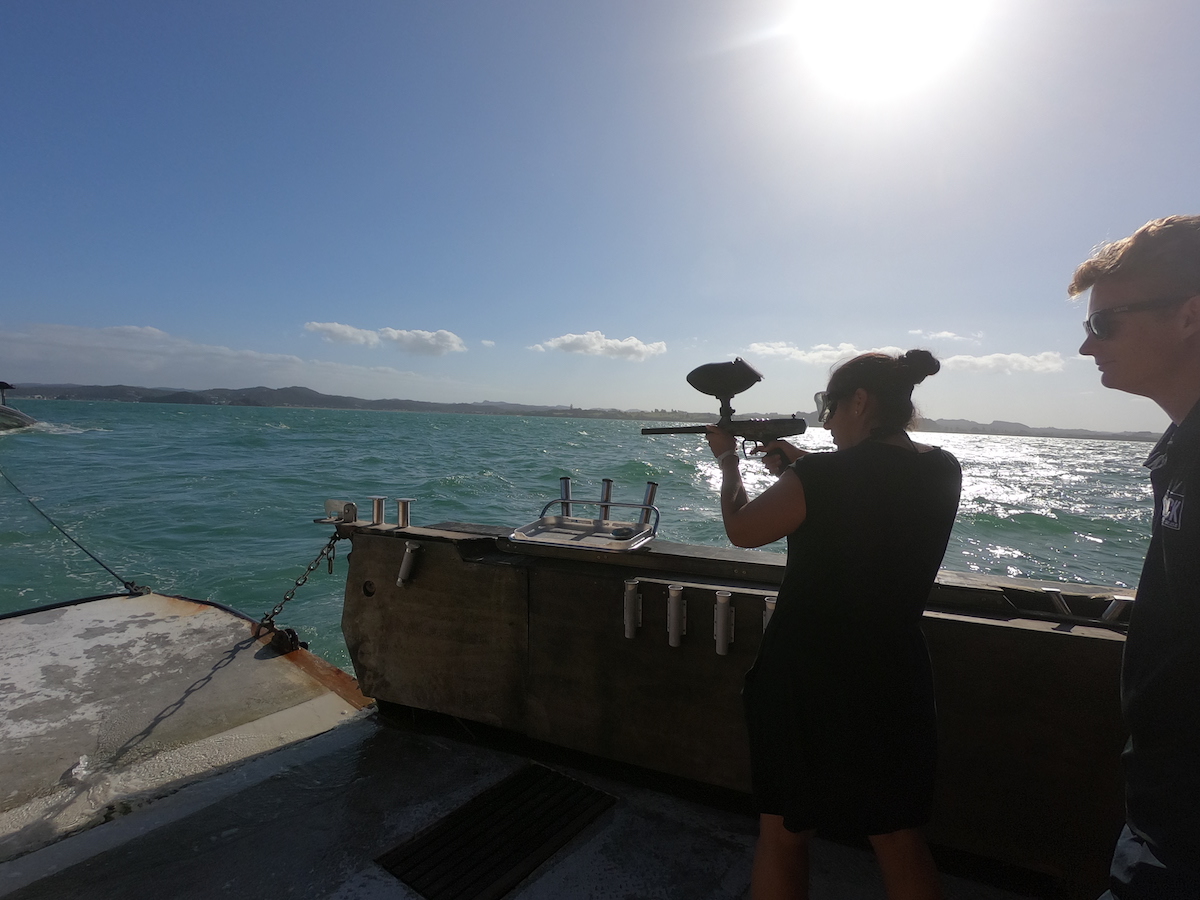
[814,391,837,424]
[1083,296,1190,340]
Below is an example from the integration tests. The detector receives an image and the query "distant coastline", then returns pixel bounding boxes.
[9,382,1161,443]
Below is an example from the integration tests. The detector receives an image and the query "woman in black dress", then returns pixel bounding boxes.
[707,349,961,900]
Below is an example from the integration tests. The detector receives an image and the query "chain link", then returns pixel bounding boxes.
[256,533,343,635]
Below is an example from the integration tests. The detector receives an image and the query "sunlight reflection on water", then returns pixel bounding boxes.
[690,429,1152,589]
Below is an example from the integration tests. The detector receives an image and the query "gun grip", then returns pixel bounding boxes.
[760,445,790,473]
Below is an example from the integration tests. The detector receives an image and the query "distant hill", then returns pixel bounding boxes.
[914,417,1159,443]
[8,382,1160,441]
[9,383,711,423]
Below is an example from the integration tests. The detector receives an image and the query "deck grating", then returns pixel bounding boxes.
[377,763,616,900]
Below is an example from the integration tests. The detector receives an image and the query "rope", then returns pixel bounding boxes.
[0,464,147,595]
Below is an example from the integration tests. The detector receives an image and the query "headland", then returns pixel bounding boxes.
[8,382,1160,442]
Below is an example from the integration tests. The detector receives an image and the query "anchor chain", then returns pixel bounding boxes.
[255,532,343,652]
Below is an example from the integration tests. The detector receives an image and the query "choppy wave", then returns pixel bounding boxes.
[0,400,1158,667]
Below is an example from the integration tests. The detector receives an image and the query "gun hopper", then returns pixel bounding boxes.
[641,358,807,456]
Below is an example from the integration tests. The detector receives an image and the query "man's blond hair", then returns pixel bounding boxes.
[1069,215,1200,297]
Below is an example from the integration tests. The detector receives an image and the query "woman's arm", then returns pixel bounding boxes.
[708,428,808,548]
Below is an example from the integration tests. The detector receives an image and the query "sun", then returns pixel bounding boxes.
[790,0,994,103]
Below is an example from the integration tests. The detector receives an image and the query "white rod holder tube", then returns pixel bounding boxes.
[623,579,641,638]
[714,590,733,655]
[397,541,421,586]
[395,498,413,528]
[667,584,686,647]
[763,596,776,631]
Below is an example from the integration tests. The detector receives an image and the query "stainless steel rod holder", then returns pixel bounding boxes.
[1043,587,1071,616]
[667,584,686,647]
[600,478,614,521]
[1102,594,1134,623]
[560,476,573,518]
[623,579,641,638]
[640,482,658,525]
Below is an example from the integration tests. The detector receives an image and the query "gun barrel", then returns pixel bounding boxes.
[641,417,806,438]
[640,425,710,435]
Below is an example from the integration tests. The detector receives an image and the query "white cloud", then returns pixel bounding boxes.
[530,331,667,361]
[378,328,467,355]
[908,329,980,342]
[304,322,381,346]
[305,322,466,355]
[748,341,1062,375]
[105,325,171,339]
[941,351,1065,374]
[0,323,444,397]
[481,340,495,348]
[747,342,904,365]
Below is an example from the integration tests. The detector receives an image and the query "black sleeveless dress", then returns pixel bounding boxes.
[743,440,961,835]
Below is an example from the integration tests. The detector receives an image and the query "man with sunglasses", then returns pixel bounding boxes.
[1071,215,1200,899]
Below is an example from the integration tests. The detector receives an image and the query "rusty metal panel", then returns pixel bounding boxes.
[342,533,529,727]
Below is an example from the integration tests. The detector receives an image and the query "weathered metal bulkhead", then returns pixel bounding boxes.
[341,522,1126,892]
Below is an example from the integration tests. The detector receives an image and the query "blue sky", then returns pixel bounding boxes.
[2,0,1197,432]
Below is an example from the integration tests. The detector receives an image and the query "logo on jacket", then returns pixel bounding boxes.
[1162,487,1184,531]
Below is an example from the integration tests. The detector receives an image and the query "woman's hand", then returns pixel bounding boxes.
[705,425,738,460]
[753,439,806,476]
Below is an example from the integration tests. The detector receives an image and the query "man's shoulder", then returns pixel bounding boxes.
[1174,402,1200,449]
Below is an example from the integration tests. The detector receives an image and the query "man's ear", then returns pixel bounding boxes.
[1180,294,1200,339]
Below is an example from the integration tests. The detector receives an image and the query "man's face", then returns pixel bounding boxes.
[1079,278,1190,399]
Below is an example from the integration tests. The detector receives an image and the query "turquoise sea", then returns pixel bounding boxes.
[0,399,1155,671]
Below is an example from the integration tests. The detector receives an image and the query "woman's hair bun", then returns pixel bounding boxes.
[898,349,940,385]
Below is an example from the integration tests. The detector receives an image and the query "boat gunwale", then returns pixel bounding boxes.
[341,521,1132,634]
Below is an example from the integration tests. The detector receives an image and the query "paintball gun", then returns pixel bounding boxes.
[641,358,807,460]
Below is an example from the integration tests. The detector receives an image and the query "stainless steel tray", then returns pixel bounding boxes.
[510,500,659,552]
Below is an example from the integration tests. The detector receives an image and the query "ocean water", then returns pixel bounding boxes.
[0,400,1155,671]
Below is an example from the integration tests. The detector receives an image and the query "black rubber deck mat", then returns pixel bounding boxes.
[377,763,618,900]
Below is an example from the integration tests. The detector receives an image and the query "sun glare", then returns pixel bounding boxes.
[791,0,994,103]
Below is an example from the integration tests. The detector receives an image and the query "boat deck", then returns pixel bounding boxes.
[1,594,1040,899]
[0,593,367,867]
